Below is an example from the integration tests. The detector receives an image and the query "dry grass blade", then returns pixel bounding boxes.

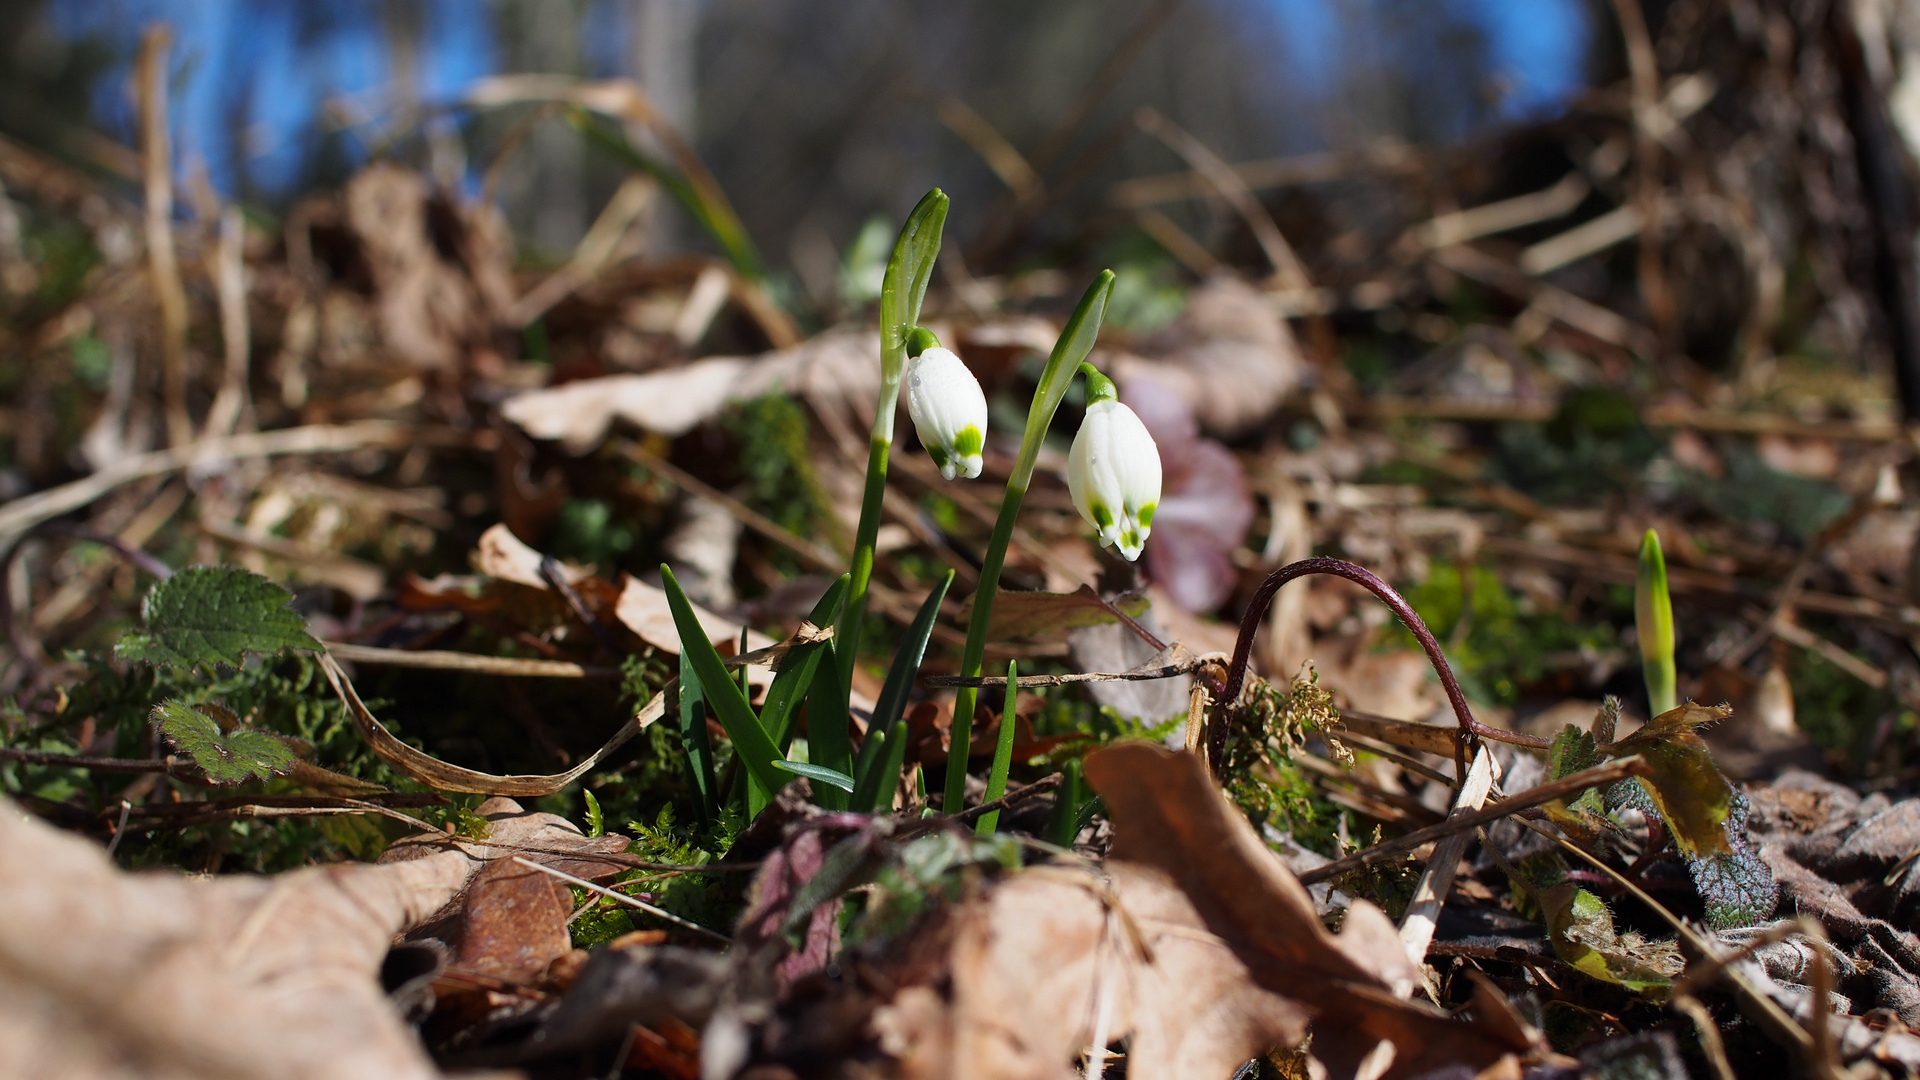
[317,651,662,796]
[1133,106,1310,292]
[323,642,614,678]
[135,24,191,448]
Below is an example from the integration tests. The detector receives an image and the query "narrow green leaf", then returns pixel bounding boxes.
[1046,758,1086,848]
[862,719,912,814]
[948,270,1115,816]
[761,576,849,751]
[849,722,890,811]
[151,700,296,785]
[661,566,786,816]
[678,645,718,826]
[872,570,956,737]
[773,759,856,793]
[808,658,854,811]
[976,660,1020,835]
[1636,529,1676,716]
[116,566,321,671]
[571,110,768,282]
[583,789,605,838]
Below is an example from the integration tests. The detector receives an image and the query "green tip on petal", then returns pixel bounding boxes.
[1078,361,1118,404]
[1135,502,1155,527]
[906,326,941,358]
[1090,502,1114,530]
[954,425,983,457]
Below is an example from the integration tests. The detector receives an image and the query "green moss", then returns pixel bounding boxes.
[1389,563,1615,707]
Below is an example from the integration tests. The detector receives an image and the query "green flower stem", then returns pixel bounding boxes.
[944,269,1114,815]
[838,190,948,696]
[976,659,1019,835]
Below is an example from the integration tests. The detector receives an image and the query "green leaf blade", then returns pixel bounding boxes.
[116,567,321,672]
[773,759,856,793]
[660,566,787,814]
[152,700,296,785]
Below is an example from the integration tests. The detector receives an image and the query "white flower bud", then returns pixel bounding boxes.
[1068,368,1160,561]
[904,343,987,481]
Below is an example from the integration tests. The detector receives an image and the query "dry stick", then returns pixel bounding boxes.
[323,641,615,678]
[619,440,840,572]
[0,421,414,547]
[1611,0,1676,344]
[944,772,1064,827]
[1133,207,1224,275]
[1222,558,1554,763]
[135,25,191,449]
[510,856,731,944]
[936,97,1041,206]
[203,205,251,439]
[1295,757,1647,886]
[1397,746,1496,978]
[926,657,1206,689]
[1133,107,1310,293]
[970,0,1183,256]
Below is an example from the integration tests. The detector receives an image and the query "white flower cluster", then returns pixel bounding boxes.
[903,333,1160,562]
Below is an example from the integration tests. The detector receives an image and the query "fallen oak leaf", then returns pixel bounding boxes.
[1083,741,1535,1078]
[0,794,470,1080]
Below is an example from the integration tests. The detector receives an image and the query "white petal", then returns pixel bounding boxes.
[905,347,987,481]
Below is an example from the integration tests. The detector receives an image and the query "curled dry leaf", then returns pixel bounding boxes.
[499,328,879,453]
[872,744,1530,1080]
[0,794,601,1080]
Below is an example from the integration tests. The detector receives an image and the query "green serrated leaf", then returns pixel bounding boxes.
[152,699,296,784]
[1543,724,1609,839]
[1687,788,1778,929]
[116,567,322,671]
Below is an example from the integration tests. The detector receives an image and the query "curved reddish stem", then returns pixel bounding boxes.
[1222,557,1550,750]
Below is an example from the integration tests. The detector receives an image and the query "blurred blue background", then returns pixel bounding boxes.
[4,0,1596,267]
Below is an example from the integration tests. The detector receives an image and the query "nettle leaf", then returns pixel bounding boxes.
[152,699,297,784]
[1611,703,1735,858]
[1539,881,1681,998]
[116,566,322,671]
[1543,724,1610,839]
[1687,788,1779,930]
[1508,852,1679,999]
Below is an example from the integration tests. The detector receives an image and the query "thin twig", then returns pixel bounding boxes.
[1222,558,1552,751]
[925,658,1204,689]
[510,855,732,944]
[0,421,417,546]
[323,642,614,678]
[136,25,191,448]
[1296,757,1648,886]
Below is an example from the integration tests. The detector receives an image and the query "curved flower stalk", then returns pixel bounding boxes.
[946,270,1116,815]
[903,328,987,481]
[1067,362,1160,561]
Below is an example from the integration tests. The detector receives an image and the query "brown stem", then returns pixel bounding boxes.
[1221,557,1551,749]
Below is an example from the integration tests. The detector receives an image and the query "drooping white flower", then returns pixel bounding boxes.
[1068,363,1160,561]
[904,334,987,481]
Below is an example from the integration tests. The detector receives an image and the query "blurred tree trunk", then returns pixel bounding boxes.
[624,0,698,252]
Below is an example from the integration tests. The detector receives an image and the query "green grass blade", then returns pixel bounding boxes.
[761,576,849,751]
[571,110,769,282]
[773,759,856,793]
[849,722,890,811]
[872,570,955,737]
[661,566,786,816]
[1046,758,1086,848]
[865,718,911,814]
[808,654,854,811]
[677,646,718,826]
[947,270,1114,815]
[1636,529,1677,716]
[976,661,1020,835]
